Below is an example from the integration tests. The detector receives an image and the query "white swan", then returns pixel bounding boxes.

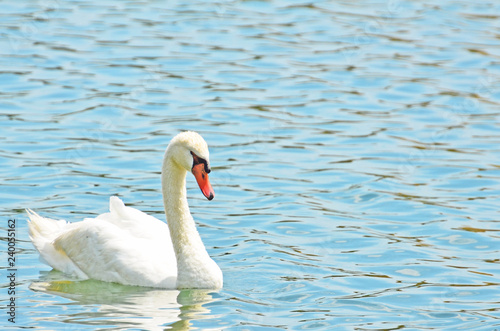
[27,131,222,289]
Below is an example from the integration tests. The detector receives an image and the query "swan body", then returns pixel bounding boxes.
[27,131,222,289]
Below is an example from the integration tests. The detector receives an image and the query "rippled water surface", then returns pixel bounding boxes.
[1,0,500,330]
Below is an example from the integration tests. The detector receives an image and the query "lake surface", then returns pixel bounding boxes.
[1,0,500,330]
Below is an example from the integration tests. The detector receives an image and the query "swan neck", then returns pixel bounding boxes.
[161,153,220,288]
[161,156,200,248]
[162,157,189,219]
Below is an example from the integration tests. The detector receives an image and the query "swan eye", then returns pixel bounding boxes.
[190,151,211,174]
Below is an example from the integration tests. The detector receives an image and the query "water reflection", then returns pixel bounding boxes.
[30,271,217,330]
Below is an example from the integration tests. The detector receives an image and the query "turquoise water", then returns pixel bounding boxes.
[1,0,500,329]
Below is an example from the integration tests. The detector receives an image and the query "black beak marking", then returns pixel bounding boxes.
[191,151,211,173]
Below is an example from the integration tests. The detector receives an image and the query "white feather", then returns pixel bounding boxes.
[27,131,222,289]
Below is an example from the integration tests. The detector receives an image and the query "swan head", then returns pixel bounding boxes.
[167,131,215,200]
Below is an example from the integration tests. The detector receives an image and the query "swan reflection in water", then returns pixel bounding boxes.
[30,271,218,330]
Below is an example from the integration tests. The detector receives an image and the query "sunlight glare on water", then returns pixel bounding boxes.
[1,0,500,330]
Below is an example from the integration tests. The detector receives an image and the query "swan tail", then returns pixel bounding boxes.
[26,209,88,279]
[27,209,65,251]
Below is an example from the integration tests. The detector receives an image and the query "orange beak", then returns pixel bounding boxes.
[192,162,214,200]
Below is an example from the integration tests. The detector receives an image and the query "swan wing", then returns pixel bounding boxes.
[28,197,177,288]
[96,196,173,241]
[53,219,176,287]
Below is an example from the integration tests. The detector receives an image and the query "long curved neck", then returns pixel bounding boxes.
[161,156,198,244]
[161,152,218,289]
